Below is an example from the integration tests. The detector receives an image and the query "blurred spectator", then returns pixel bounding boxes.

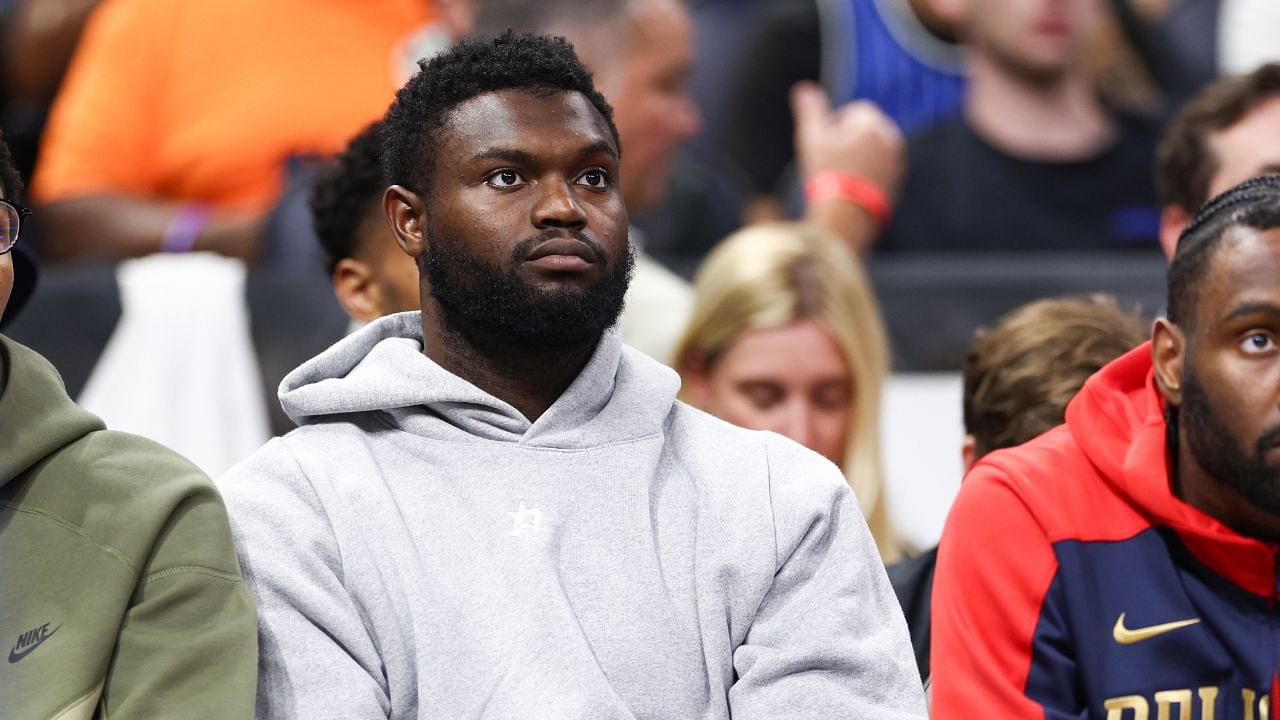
[673,222,899,561]
[717,0,963,225]
[470,0,697,364]
[1111,0,1219,108]
[888,294,1147,681]
[1113,0,1280,107]
[930,175,1280,716]
[30,0,455,263]
[0,132,257,719]
[310,122,418,326]
[0,0,102,181]
[1156,62,1280,258]
[791,82,905,256]
[881,0,1162,252]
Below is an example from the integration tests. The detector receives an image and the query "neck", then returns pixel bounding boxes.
[964,53,1115,161]
[1175,429,1280,545]
[419,300,598,422]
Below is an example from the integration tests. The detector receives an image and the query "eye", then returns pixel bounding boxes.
[575,168,611,190]
[737,382,784,410]
[485,169,524,189]
[1241,331,1277,354]
[812,384,852,412]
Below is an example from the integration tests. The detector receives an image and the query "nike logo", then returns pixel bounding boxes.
[1112,612,1200,645]
[9,623,60,663]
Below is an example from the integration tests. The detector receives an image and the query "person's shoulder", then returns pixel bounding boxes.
[11,428,235,570]
[215,424,367,535]
[962,425,1139,541]
[28,427,213,508]
[668,403,848,494]
[667,400,772,450]
[216,431,325,502]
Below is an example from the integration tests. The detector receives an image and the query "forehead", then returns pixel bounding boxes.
[1194,226,1280,327]
[719,321,850,381]
[1206,97,1280,199]
[435,89,615,160]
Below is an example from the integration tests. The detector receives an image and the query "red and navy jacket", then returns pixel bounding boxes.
[932,343,1280,719]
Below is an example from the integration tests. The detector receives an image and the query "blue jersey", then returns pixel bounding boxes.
[820,0,966,132]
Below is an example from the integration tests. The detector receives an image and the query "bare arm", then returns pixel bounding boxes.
[1,0,101,105]
[791,82,904,255]
[39,195,265,264]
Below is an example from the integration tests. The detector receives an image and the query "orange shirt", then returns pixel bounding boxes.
[34,0,439,212]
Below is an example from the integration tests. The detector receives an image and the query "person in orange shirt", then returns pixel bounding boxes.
[32,0,471,263]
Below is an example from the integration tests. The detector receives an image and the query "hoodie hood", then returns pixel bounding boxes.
[279,312,681,450]
[0,336,104,488]
[1067,342,1278,597]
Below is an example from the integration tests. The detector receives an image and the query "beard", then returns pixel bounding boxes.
[423,225,634,355]
[1181,368,1280,516]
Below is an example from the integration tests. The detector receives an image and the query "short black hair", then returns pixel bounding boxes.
[0,131,24,203]
[382,31,619,196]
[310,122,386,274]
[1168,173,1280,328]
[471,0,631,38]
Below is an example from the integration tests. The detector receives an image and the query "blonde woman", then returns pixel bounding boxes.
[674,222,900,562]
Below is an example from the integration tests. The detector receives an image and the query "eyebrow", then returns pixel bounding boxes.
[1221,301,1280,323]
[468,139,619,165]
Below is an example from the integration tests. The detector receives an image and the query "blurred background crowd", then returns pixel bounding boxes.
[2,0,1279,556]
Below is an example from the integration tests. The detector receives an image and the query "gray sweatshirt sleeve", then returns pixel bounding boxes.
[218,440,390,720]
[728,436,927,718]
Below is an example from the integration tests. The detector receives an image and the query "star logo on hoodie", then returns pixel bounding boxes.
[507,502,543,536]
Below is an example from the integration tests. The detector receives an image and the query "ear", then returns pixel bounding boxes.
[678,351,714,408]
[1152,317,1186,408]
[1159,205,1191,262]
[961,434,978,474]
[332,258,385,325]
[384,184,427,261]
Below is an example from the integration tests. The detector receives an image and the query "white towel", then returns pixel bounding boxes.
[78,253,270,476]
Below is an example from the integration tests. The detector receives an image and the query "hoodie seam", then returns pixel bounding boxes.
[763,440,782,574]
[139,564,243,585]
[369,410,664,453]
[0,499,137,572]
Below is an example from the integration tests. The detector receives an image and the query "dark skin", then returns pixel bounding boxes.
[1153,226,1280,543]
[384,89,628,421]
[39,195,264,263]
[331,200,420,324]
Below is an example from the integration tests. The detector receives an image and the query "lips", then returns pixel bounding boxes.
[525,236,601,264]
[1035,17,1071,36]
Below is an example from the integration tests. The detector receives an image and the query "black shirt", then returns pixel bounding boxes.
[880,114,1161,252]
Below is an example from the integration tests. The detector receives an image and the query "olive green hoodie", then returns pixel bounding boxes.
[0,336,257,719]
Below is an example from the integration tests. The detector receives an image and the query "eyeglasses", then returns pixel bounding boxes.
[0,199,31,255]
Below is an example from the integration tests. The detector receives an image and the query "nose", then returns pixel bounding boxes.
[776,399,816,451]
[531,177,587,231]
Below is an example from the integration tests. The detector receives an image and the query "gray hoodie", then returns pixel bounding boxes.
[217,312,925,719]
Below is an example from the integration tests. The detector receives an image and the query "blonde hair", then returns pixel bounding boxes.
[673,223,898,562]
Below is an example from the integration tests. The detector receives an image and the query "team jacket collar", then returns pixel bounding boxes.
[1068,343,1280,598]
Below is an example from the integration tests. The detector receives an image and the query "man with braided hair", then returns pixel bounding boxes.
[931,173,1280,717]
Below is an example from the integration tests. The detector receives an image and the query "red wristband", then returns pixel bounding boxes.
[804,171,892,228]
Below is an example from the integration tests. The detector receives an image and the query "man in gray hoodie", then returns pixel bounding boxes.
[218,32,925,719]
